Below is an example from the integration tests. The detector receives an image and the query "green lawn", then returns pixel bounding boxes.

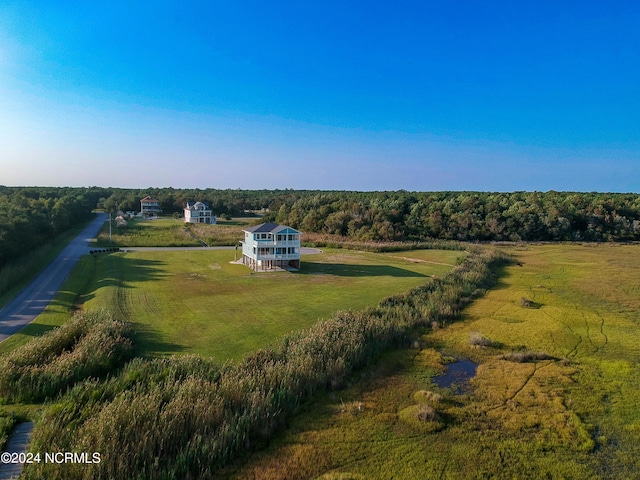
[2,248,461,362]
[87,249,459,361]
[222,243,640,479]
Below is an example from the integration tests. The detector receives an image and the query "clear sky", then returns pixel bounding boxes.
[0,1,638,191]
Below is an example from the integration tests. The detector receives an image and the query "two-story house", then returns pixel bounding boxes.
[184,201,216,224]
[140,196,161,217]
[241,223,301,271]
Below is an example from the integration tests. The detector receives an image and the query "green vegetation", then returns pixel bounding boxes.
[0,186,108,270]
[0,414,16,451]
[4,186,640,478]
[60,248,461,360]
[0,310,134,403]
[222,244,640,479]
[94,218,222,247]
[69,186,640,242]
[22,246,505,479]
[94,217,254,247]
[0,223,92,309]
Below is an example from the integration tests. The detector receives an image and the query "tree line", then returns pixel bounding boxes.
[0,186,109,270]
[2,188,640,268]
[98,188,640,242]
[264,190,640,242]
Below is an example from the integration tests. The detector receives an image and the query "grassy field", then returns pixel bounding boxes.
[221,243,640,479]
[94,217,253,247]
[87,248,461,360]
[1,248,462,362]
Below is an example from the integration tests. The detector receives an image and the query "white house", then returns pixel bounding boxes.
[140,196,161,217]
[184,201,216,224]
[241,223,301,271]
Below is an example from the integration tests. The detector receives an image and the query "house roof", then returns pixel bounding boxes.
[243,223,301,234]
[185,201,209,210]
[140,196,159,203]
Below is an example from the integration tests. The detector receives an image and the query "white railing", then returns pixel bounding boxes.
[252,240,300,248]
[256,253,299,261]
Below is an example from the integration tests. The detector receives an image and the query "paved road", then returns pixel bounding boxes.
[0,213,108,343]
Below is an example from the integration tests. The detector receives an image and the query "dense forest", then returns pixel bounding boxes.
[2,187,640,270]
[100,188,640,242]
[0,186,109,269]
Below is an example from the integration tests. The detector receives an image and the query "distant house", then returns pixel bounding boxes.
[241,223,301,271]
[140,196,161,217]
[184,201,216,224]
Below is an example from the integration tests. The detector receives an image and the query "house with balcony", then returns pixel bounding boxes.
[140,196,161,217]
[184,201,216,224]
[241,223,301,271]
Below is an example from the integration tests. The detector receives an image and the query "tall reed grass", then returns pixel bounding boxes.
[0,310,134,403]
[301,232,465,252]
[0,415,16,452]
[25,247,509,479]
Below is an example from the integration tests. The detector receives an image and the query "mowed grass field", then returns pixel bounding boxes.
[221,244,640,479]
[3,248,462,362]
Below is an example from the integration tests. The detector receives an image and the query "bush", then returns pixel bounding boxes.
[469,331,500,348]
[520,297,541,309]
[499,351,552,363]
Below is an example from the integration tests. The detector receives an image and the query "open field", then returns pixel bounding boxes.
[221,243,640,479]
[1,248,462,362]
[86,248,460,360]
[94,217,252,247]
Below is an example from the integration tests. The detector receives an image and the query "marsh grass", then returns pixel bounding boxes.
[94,217,251,248]
[0,310,134,403]
[95,218,203,247]
[0,414,16,451]
[223,244,640,479]
[23,247,507,479]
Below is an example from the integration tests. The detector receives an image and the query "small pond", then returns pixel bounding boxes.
[433,359,478,394]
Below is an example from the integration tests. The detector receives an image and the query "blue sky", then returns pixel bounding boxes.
[0,1,638,191]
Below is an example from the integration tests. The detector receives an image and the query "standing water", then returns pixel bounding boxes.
[433,359,478,394]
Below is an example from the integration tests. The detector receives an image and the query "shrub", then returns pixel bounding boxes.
[469,331,500,348]
[520,297,541,309]
[499,351,552,363]
[416,404,438,422]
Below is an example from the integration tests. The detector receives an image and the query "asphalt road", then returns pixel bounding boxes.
[0,213,108,342]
